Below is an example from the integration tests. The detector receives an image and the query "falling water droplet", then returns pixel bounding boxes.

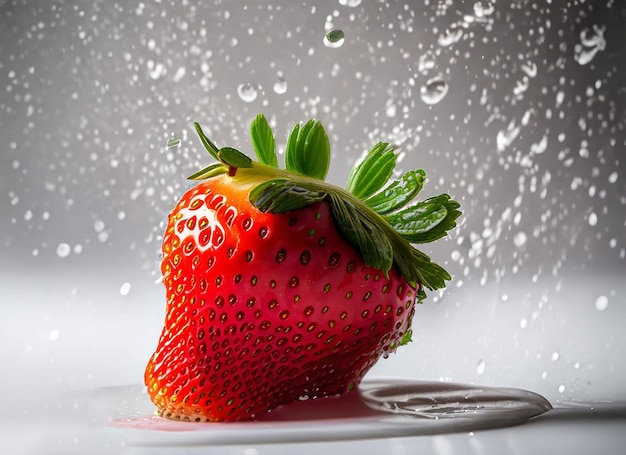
[420,77,449,105]
[575,25,606,65]
[339,0,362,6]
[473,1,494,18]
[513,232,527,247]
[237,83,258,102]
[438,26,464,47]
[588,212,598,226]
[594,295,608,311]
[120,282,132,296]
[497,121,521,152]
[324,29,345,48]
[476,359,486,376]
[56,243,71,258]
[273,76,288,94]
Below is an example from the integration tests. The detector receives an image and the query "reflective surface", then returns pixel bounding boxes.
[359,378,552,420]
[105,379,550,444]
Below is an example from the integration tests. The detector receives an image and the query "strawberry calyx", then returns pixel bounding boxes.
[189,114,460,293]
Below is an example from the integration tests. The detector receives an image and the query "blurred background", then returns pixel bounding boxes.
[1,0,625,449]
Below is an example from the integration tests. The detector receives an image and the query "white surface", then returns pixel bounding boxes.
[1,269,625,454]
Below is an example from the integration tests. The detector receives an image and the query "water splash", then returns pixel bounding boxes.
[575,25,606,65]
[473,1,495,18]
[339,0,362,6]
[497,120,521,152]
[359,379,552,421]
[438,26,464,47]
[420,77,449,105]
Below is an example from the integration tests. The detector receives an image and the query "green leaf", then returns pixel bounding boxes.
[250,114,278,167]
[406,195,461,244]
[190,115,461,294]
[364,169,426,215]
[399,328,413,346]
[285,119,330,180]
[217,147,253,169]
[193,122,220,161]
[187,163,227,180]
[345,142,396,199]
[409,248,451,290]
[250,179,327,213]
[328,193,394,275]
[389,239,451,291]
[384,202,448,242]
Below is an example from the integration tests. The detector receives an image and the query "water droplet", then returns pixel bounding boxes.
[520,318,528,328]
[438,26,464,47]
[497,121,521,152]
[273,76,287,94]
[575,25,606,65]
[513,232,527,247]
[56,243,71,258]
[166,137,182,149]
[172,66,186,82]
[324,29,345,48]
[339,0,362,6]
[551,352,560,362]
[237,83,258,102]
[418,52,436,72]
[594,295,608,311]
[473,1,494,17]
[530,135,548,155]
[521,62,537,78]
[588,212,598,226]
[420,77,449,105]
[120,282,132,296]
[476,359,486,376]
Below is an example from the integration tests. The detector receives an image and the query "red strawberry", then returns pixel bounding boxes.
[145,114,460,422]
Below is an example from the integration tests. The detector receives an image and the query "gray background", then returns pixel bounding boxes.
[1,0,625,420]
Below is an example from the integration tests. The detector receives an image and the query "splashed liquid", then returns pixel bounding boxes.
[575,25,606,65]
[420,77,449,105]
[106,379,551,445]
[359,379,552,421]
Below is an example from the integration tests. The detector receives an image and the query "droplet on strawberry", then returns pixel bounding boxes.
[145,114,460,421]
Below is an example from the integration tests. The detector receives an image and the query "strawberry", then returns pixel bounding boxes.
[145,114,460,422]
